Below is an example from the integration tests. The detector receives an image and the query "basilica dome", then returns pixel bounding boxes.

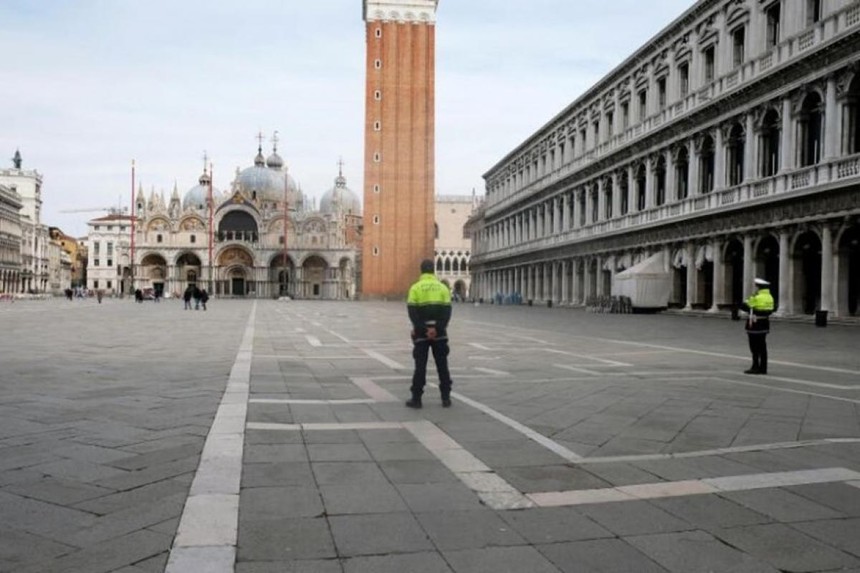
[319,170,362,216]
[183,172,222,210]
[235,146,302,207]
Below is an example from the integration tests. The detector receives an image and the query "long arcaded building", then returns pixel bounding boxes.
[469,0,860,318]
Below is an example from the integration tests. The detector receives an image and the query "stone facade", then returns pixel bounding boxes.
[89,145,362,299]
[0,157,49,293]
[0,183,22,294]
[435,194,478,300]
[362,0,438,298]
[469,0,860,318]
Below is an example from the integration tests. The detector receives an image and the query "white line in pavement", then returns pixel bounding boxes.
[253,355,367,360]
[351,377,400,402]
[438,385,584,463]
[250,398,376,405]
[528,467,860,507]
[579,438,860,464]
[543,348,631,367]
[581,336,860,376]
[166,302,256,573]
[473,367,510,376]
[469,342,493,350]
[305,335,322,347]
[363,349,406,370]
[711,377,860,405]
[553,364,604,376]
[728,373,859,390]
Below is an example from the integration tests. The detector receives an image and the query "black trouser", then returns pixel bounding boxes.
[411,338,452,397]
[747,333,768,373]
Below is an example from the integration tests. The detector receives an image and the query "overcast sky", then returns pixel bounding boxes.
[0,0,694,236]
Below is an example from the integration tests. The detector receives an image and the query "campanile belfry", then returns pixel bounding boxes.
[362,0,438,298]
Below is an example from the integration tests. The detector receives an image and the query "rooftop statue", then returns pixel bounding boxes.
[12,149,22,169]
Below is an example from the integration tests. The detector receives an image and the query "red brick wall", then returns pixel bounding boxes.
[362,21,436,298]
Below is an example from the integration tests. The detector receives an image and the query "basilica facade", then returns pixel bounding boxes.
[469,0,860,319]
[100,144,362,299]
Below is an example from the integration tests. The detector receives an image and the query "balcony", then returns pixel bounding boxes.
[473,154,858,262]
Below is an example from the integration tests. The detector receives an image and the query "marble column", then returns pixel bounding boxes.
[684,242,697,310]
[775,230,792,316]
[714,126,725,191]
[824,75,839,161]
[561,260,569,304]
[742,235,754,299]
[710,238,724,312]
[780,97,792,172]
[820,225,833,312]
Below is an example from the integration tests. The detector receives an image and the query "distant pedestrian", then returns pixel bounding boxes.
[193,285,202,310]
[96,290,104,304]
[740,278,775,375]
[405,259,454,408]
[134,289,143,303]
[183,286,193,310]
[199,288,209,311]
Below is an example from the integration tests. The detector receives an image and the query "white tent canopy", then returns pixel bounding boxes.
[612,252,671,309]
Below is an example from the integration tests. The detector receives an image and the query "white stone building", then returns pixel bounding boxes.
[105,142,362,299]
[0,183,23,294]
[85,212,131,294]
[0,151,50,293]
[435,194,479,300]
[469,0,860,318]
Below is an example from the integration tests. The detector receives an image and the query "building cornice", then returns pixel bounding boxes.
[363,0,438,23]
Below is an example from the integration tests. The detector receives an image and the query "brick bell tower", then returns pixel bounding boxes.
[361,0,438,298]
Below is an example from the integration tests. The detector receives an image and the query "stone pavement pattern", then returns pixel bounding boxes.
[1,297,859,572]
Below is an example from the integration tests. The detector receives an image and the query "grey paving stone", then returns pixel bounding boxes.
[787,482,860,517]
[108,444,203,470]
[245,429,305,445]
[575,500,693,536]
[304,430,362,445]
[3,476,112,505]
[27,458,128,483]
[416,510,526,551]
[238,517,336,561]
[0,490,98,539]
[307,443,372,462]
[242,462,316,488]
[651,494,772,531]
[379,460,459,484]
[244,444,309,463]
[575,462,664,487]
[721,487,843,522]
[236,560,343,573]
[64,492,187,546]
[626,530,780,573]
[94,456,199,491]
[16,529,171,573]
[343,552,452,572]
[240,486,324,520]
[366,441,436,461]
[0,527,76,567]
[395,483,485,512]
[791,517,860,558]
[499,507,612,544]
[537,538,670,573]
[319,483,409,515]
[130,551,169,573]
[713,523,860,571]
[497,464,611,493]
[311,462,389,485]
[329,513,434,557]
[461,440,567,467]
[73,478,187,514]
[442,546,560,573]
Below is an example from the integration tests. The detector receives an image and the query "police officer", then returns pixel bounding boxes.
[406,259,454,408]
[740,278,775,375]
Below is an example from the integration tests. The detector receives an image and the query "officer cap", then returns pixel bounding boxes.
[754,278,770,287]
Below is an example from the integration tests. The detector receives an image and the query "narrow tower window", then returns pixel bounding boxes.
[374,90,382,100]
[372,246,380,256]
[373,215,380,224]
[375,27,382,38]
[374,121,381,131]
[373,184,380,193]
[373,152,381,162]
[374,59,382,69]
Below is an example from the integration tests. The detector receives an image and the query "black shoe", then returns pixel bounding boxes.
[744,368,760,375]
[442,396,451,408]
[405,398,422,409]
[758,370,767,375]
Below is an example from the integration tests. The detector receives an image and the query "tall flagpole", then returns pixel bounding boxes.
[208,161,214,294]
[283,164,290,296]
[130,159,136,292]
